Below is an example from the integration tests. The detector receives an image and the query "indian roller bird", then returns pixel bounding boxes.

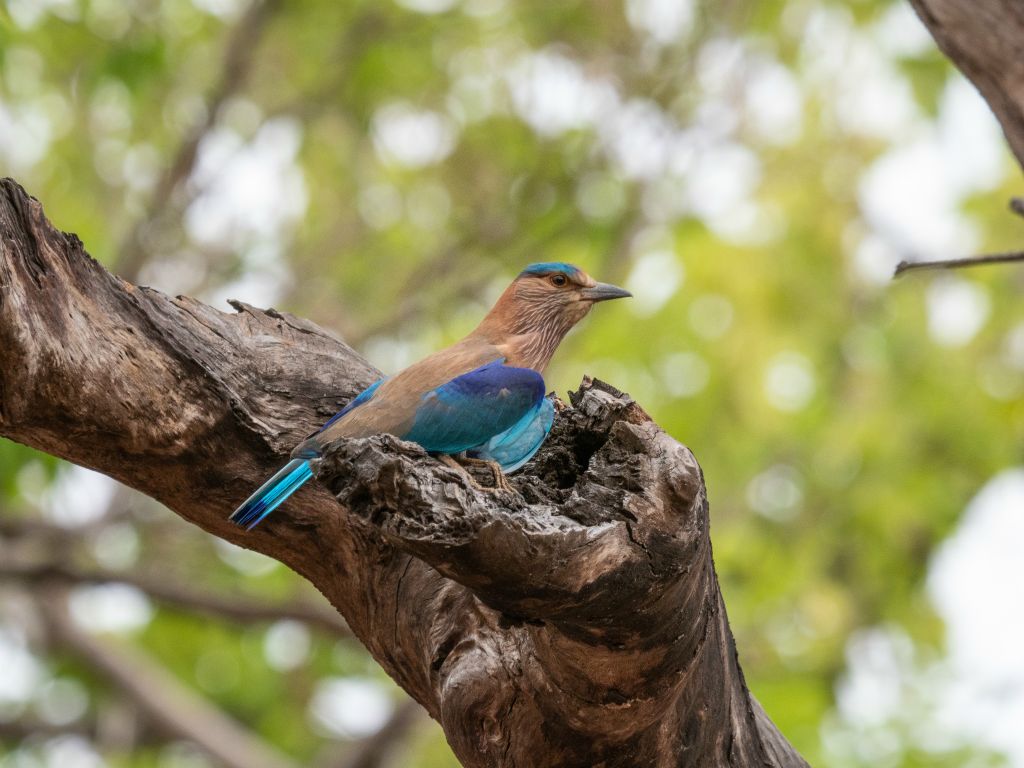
[230,262,630,529]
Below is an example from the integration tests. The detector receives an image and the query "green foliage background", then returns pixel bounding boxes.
[1,0,1022,766]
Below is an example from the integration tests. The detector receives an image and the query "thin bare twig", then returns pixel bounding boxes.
[893,251,1024,277]
[36,587,300,768]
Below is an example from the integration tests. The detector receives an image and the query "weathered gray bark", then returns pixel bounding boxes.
[909,0,1024,170]
[0,178,808,767]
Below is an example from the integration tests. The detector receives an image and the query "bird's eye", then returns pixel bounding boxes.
[550,274,568,287]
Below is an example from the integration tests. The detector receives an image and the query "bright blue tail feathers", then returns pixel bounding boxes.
[229,458,313,530]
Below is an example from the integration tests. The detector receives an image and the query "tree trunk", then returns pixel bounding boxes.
[0,178,807,767]
[909,0,1024,171]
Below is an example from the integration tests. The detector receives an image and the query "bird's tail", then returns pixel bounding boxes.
[229,458,313,530]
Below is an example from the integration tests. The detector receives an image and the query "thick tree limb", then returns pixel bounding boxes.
[0,178,807,767]
[909,0,1024,170]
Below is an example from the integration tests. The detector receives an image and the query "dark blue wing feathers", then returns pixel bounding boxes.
[402,360,545,454]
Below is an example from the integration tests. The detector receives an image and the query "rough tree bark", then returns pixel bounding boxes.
[909,0,1024,171]
[0,178,807,767]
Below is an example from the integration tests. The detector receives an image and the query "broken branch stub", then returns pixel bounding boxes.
[314,380,805,767]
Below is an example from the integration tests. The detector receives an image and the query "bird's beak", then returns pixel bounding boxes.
[581,282,632,302]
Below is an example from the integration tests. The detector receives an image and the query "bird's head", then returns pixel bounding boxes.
[508,262,632,328]
[475,262,630,369]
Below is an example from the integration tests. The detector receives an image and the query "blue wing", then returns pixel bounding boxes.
[402,360,545,454]
[317,378,385,434]
[469,396,554,472]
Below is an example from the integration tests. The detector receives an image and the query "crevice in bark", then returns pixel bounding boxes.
[0,177,808,768]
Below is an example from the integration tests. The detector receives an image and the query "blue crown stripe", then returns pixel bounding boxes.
[519,262,581,278]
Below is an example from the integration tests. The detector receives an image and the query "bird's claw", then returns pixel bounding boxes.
[437,454,515,494]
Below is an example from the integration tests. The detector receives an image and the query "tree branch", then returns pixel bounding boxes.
[0,716,97,741]
[314,387,796,765]
[909,0,1024,170]
[893,250,1024,277]
[36,586,300,768]
[0,709,162,750]
[0,177,807,767]
[0,557,350,636]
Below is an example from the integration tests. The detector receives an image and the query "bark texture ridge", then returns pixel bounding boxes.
[0,178,808,767]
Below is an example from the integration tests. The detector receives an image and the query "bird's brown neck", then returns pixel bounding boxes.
[470,284,580,372]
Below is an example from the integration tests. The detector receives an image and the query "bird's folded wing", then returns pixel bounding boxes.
[402,360,546,454]
[469,395,555,472]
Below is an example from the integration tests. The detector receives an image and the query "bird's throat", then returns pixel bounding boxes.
[473,285,591,372]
